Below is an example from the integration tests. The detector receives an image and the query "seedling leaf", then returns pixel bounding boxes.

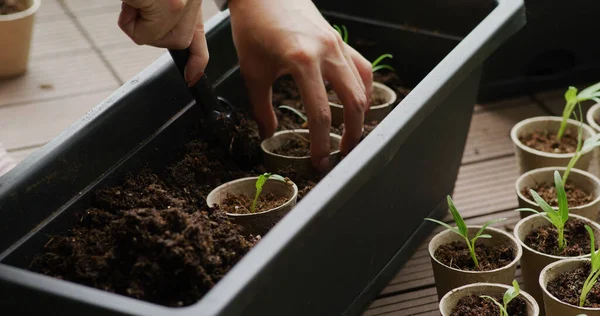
[424,218,458,234]
[580,225,600,307]
[371,54,395,73]
[480,296,508,316]
[447,196,468,237]
[332,24,348,43]
[251,173,286,213]
[503,280,520,308]
[278,105,307,122]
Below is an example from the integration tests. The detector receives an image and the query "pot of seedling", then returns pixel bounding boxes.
[439,281,539,316]
[586,103,600,133]
[426,196,522,300]
[327,25,397,127]
[0,0,41,77]
[540,257,600,316]
[515,170,600,315]
[511,83,600,175]
[206,173,298,236]
[261,129,342,173]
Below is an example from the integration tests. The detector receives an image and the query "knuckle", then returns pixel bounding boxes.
[311,109,332,128]
[318,32,339,49]
[286,48,317,67]
[347,92,369,113]
[168,0,186,13]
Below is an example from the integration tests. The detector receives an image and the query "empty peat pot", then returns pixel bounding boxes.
[514,213,600,314]
[540,258,600,316]
[516,167,600,220]
[261,129,342,173]
[439,283,539,316]
[510,116,596,174]
[586,103,600,133]
[206,176,298,236]
[428,226,522,300]
[0,0,41,78]
[330,82,397,127]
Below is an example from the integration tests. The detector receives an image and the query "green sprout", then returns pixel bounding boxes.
[558,82,600,140]
[371,54,395,73]
[278,105,307,122]
[251,173,286,213]
[425,196,506,269]
[579,225,600,307]
[333,24,348,43]
[516,171,569,252]
[480,280,521,316]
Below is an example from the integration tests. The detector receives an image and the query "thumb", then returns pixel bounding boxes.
[184,10,209,86]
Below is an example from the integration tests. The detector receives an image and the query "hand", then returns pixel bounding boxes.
[228,0,372,172]
[118,0,208,86]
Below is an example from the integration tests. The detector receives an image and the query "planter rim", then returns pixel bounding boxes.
[206,176,298,217]
[0,0,41,21]
[260,129,341,159]
[515,166,600,211]
[587,103,600,132]
[514,213,597,260]
[510,116,596,158]
[440,282,540,315]
[540,258,600,312]
[428,225,523,274]
[329,82,396,111]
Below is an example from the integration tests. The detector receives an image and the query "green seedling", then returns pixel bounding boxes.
[278,105,307,123]
[558,82,600,140]
[480,280,521,316]
[579,225,600,307]
[251,173,286,213]
[516,171,569,252]
[332,24,348,43]
[371,54,395,73]
[425,195,506,268]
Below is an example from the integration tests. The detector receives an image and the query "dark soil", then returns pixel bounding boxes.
[451,294,528,316]
[272,134,311,157]
[547,261,600,308]
[522,181,594,207]
[524,218,594,256]
[519,130,579,154]
[28,47,413,307]
[0,0,26,14]
[434,241,514,271]
[220,192,289,214]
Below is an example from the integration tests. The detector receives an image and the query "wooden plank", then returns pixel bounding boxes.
[62,0,119,13]
[473,96,533,113]
[76,11,130,49]
[101,43,165,83]
[449,155,520,220]
[0,91,112,151]
[462,101,546,163]
[0,52,118,107]
[31,19,91,58]
[36,0,67,22]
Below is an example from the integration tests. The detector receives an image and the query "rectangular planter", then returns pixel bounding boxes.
[0,1,525,315]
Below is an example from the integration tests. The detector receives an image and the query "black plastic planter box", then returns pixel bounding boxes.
[0,1,525,315]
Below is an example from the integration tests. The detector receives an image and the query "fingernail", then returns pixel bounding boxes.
[317,157,330,172]
[184,66,204,87]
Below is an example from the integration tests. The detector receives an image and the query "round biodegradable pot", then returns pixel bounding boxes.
[540,258,600,316]
[206,176,298,236]
[0,0,41,78]
[510,116,596,175]
[429,226,522,300]
[261,129,342,173]
[514,213,600,315]
[586,103,600,133]
[439,282,540,316]
[516,167,600,220]
[330,82,396,127]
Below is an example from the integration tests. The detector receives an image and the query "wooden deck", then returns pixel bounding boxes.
[0,1,590,315]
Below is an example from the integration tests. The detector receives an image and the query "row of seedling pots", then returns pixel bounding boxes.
[429,172,600,315]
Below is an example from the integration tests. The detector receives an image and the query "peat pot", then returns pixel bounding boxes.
[429,226,522,300]
[0,1,525,315]
[439,283,539,316]
[330,82,397,127]
[0,0,40,77]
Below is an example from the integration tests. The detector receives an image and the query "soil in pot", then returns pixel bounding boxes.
[522,181,594,207]
[518,130,579,154]
[270,132,336,157]
[28,115,323,307]
[451,294,528,316]
[0,0,27,14]
[434,241,515,271]
[546,261,600,307]
[524,218,594,256]
[220,192,289,214]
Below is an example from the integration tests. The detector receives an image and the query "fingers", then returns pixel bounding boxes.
[346,44,374,109]
[241,66,278,139]
[291,64,332,172]
[184,8,209,86]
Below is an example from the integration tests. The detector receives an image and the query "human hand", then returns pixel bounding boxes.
[228,0,372,172]
[118,0,208,86]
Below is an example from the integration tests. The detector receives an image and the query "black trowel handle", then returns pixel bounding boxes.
[168,48,223,115]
